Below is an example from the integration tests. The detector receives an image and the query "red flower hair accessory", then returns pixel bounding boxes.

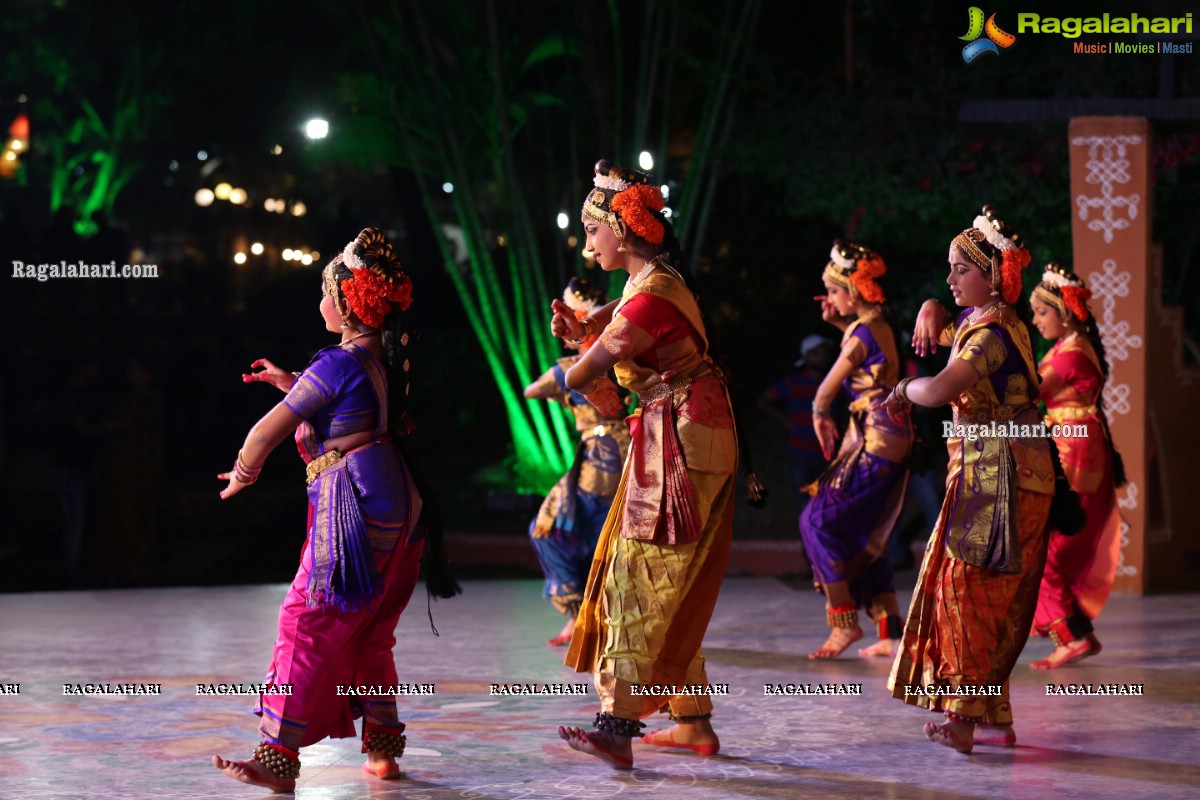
[341,270,413,329]
[826,240,887,303]
[610,183,665,245]
[851,251,887,304]
[1060,284,1092,322]
[998,246,1031,305]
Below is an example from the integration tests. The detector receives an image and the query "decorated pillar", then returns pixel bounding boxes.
[1068,117,1149,594]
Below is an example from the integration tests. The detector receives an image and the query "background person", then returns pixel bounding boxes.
[526,276,631,648]
[800,241,912,659]
[1028,262,1125,669]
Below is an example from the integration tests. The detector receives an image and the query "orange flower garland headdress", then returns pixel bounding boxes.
[326,227,413,329]
[951,204,1031,305]
[1033,262,1092,323]
[823,239,887,304]
[582,159,666,247]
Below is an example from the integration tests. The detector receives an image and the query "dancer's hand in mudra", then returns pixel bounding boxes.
[814,415,840,461]
[878,392,911,425]
[582,376,624,418]
[550,299,583,341]
[242,358,296,392]
[912,300,950,357]
[217,468,251,500]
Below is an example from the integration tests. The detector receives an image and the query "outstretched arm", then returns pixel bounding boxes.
[242,358,297,392]
[524,365,563,399]
[218,402,303,499]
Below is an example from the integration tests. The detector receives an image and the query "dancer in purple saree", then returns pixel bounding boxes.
[213,228,455,792]
[801,240,912,659]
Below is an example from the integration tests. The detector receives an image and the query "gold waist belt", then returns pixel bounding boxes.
[637,374,692,406]
[305,449,344,485]
[951,403,1032,427]
[1046,405,1098,423]
[637,367,716,407]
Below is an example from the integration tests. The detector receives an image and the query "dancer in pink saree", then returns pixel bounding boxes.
[213,228,455,792]
[1028,263,1125,669]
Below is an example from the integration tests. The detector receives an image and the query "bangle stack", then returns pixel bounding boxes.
[812,403,832,419]
[233,450,263,484]
[568,317,597,346]
[891,377,915,405]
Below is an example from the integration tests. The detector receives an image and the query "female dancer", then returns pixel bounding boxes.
[526,277,631,647]
[884,206,1054,754]
[802,240,912,659]
[213,228,441,791]
[1029,263,1124,669]
[553,160,738,769]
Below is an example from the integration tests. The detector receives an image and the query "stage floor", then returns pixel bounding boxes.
[2,575,1198,799]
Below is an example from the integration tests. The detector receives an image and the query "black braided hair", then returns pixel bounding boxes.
[335,229,462,607]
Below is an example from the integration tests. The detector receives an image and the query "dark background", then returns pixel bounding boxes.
[1,0,1196,591]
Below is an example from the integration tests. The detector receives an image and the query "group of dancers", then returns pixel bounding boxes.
[211,158,1125,790]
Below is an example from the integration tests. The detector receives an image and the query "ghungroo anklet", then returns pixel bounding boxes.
[362,723,407,757]
[827,603,858,629]
[944,710,982,725]
[1048,617,1077,648]
[252,742,301,780]
[594,712,645,737]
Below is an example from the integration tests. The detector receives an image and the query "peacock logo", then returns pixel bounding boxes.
[960,7,1017,62]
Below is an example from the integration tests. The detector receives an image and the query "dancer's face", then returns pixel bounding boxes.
[1031,295,1069,340]
[947,246,994,308]
[582,216,623,271]
[320,283,343,333]
[822,275,856,317]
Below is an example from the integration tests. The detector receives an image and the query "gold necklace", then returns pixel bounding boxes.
[968,301,1005,326]
[340,330,380,347]
[627,256,663,290]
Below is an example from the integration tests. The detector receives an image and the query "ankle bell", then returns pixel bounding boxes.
[827,603,858,629]
[252,742,301,780]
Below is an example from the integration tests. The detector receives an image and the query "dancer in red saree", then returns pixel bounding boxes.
[1029,263,1125,669]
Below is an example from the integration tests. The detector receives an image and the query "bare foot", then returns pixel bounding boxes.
[548,616,576,647]
[558,725,633,769]
[808,626,864,659]
[923,720,974,754]
[858,638,898,658]
[974,724,1017,746]
[640,720,719,755]
[362,751,401,779]
[212,754,296,793]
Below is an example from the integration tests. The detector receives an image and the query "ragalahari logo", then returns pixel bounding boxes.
[960,7,1017,63]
